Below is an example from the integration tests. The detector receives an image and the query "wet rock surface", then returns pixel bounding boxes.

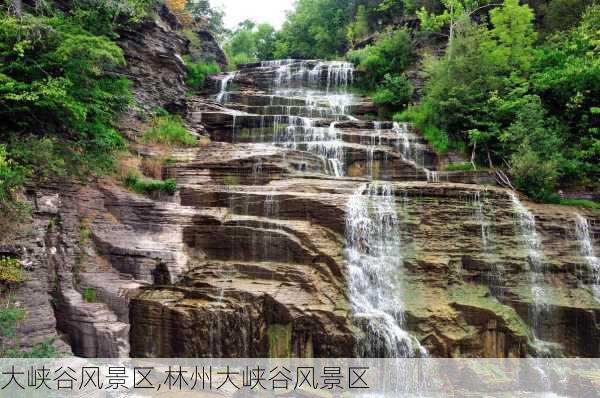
[5,59,599,359]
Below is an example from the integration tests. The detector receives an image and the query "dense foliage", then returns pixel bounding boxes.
[347,29,414,88]
[273,0,441,59]
[185,56,220,89]
[224,20,278,68]
[0,1,162,203]
[274,0,353,59]
[399,0,599,200]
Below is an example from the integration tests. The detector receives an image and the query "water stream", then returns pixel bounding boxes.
[509,192,555,356]
[216,72,237,103]
[575,214,600,300]
[346,183,427,357]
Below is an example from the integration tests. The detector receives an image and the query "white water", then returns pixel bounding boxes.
[473,191,490,251]
[216,72,237,103]
[257,61,355,176]
[575,214,600,299]
[393,122,411,160]
[346,183,427,357]
[366,122,384,179]
[510,192,548,339]
[309,61,354,90]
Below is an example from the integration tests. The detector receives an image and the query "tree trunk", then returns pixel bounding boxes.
[470,142,477,171]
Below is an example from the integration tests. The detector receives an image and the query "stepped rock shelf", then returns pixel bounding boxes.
[10,59,600,358]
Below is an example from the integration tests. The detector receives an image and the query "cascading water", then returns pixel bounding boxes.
[473,191,490,251]
[575,214,600,300]
[245,60,356,176]
[345,183,426,358]
[393,122,412,160]
[309,61,354,90]
[216,72,237,103]
[365,122,384,179]
[510,192,552,354]
[473,191,505,296]
[392,122,439,182]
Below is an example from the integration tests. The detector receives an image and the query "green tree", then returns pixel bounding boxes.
[274,0,353,59]
[487,0,537,71]
[0,1,162,214]
[347,5,370,47]
[255,23,277,61]
[542,0,594,33]
[373,73,413,111]
[531,3,600,182]
[402,0,598,201]
[347,29,414,88]
[224,20,278,67]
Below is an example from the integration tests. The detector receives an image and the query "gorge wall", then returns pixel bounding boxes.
[2,22,599,359]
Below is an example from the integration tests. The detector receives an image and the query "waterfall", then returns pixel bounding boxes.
[273,116,345,177]
[261,59,293,68]
[393,122,411,160]
[366,122,384,179]
[392,122,438,182]
[473,191,505,296]
[575,214,600,299]
[473,191,490,251]
[346,183,426,357]
[509,192,549,343]
[309,61,354,89]
[216,72,236,103]
[425,169,439,183]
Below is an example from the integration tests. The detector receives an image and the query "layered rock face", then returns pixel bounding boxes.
[4,59,599,359]
[127,60,600,358]
[117,5,226,131]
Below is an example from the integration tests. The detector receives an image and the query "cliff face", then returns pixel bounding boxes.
[117,4,226,132]
[2,33,599,358]
[0,6,226,357]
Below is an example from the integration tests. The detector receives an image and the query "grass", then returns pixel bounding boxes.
[557,198,600,210]
[82,288,97,303]
[79,218,92,246]
[445,162,477,172]
[0,257,25,284]
[0,299,25,339]
[141,115,197,147]
[124,170,177,196]
[184,56,220,90]
[0,296,60,358]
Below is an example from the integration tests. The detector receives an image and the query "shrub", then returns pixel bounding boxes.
[372,74,413,110]
[557,199,600,210]
[82,288,97,303]
[141,115,197,147]
[185,56,220,90]
[0,257,25,284]
[0,300,25,340]
[511,149,560,202]
[395,104,450,153]
[0,297,60,357]
[0,7,132,199]
[124,170,178,196]
[79,218,92,246]
[347,29,413,88]
[17,339,60,358]
[445,163,476,172]
[227,52,256,70]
